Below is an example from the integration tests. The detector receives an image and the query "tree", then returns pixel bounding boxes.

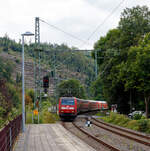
[57,79,86,99]
[90,77,105,100]
[93,28,130,113]
[92,5,150,114]
[93,29,121,65]
[119,5,150,48]
[0,57,13,81]
[119,33,150,118]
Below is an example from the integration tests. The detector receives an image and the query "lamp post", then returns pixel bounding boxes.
[22,32,34,132]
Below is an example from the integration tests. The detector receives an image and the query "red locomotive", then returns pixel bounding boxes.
[58,97,108,119]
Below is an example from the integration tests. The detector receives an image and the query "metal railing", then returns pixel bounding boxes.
[0,115,22,151]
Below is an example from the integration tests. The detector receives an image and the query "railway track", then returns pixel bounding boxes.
[62,121,120,151]
[91,117,150,147]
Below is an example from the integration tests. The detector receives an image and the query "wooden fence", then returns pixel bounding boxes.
[0,115,22,151]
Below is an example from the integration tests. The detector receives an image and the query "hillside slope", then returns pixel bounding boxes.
[0,36,95,96]
[0,57,21,128]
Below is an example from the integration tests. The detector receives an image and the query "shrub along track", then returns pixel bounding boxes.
[91,118,150,147]
[61,120,120,151]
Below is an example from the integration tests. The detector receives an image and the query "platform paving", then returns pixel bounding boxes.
[14,124,96,151]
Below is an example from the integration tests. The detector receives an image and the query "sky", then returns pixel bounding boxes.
[0,0,149,49]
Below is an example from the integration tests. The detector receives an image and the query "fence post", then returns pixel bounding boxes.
[9,127,12,151]
[32,112,33,124]
[5,136,7,151]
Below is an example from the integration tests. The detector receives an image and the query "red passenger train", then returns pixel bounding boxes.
[58,97,108,119]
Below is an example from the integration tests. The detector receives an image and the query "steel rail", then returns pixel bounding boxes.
[91,118,150,147]
[62,122,120,151]
[92,118,150,140]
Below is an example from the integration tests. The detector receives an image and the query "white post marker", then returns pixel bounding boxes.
[85,117,92,127]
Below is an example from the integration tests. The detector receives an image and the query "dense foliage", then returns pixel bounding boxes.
[102,113,150,133]
[0,57,13,81]
[92,5,150,116]
[0,35,95,97]
[57,79,86,99]
[0,34,21,52]
[0,57,21,128]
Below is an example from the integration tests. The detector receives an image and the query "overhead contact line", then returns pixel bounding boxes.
[39,18,91,45]
[80,0,126,48]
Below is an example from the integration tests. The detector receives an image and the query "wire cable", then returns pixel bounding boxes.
[80,0,126,48]
[39,18,91,45]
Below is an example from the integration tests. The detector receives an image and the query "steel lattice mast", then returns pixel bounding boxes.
[34,17,42,112]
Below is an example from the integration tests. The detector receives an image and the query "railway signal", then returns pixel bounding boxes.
[43,76,49,88]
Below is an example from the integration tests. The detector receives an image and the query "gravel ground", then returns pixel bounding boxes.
[75,117,150,151]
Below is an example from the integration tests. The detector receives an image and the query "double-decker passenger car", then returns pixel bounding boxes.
[59,97,108,119]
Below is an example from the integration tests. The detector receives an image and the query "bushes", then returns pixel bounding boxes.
[0,79,21,128]
[0,57,14,81]
[102,112,150,133]
[42,111,56,123]
[0,56,21,128]
[96,111,109,117]
[41,100,59,123]
[138,119,148,132]
[127,120,139,131]
[26,99,59,124]
[133,113,142,120]
[102,112,131,126]
[0,106,6,118]
[7,83,21,108]
[26,111,59,124]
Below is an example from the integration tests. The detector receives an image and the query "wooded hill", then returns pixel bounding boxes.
[0,36,95,97]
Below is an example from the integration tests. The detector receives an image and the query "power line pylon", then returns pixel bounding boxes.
[34,17,42,112]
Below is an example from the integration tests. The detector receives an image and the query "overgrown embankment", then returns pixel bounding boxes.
[26,98,59,124]
[101,112,150,134]
[0,57,21,129]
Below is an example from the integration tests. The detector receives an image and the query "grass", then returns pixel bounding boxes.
[96,110,109,117]
[26,110,60,124]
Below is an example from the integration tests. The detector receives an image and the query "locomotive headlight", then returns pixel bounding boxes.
[69,107,74,110]
[61,107,66,109]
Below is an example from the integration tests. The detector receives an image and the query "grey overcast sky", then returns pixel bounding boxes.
[0,0,149,49]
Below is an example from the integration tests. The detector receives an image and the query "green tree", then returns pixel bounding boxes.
[0,57,13,81]
[119,33,150,118]
[57,79,86,99]
[92,5,150,114]
[119,5,150,48]
[90,77,105,100]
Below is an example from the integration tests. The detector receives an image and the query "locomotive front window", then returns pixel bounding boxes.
[61,99,75,105]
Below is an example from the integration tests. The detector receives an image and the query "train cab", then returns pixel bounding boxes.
[59,97,77,118]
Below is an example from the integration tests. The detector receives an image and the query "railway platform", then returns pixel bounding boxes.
[14,124,96,151]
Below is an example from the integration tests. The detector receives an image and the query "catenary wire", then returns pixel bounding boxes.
[80,0,126,48]
[39,18,91,46]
